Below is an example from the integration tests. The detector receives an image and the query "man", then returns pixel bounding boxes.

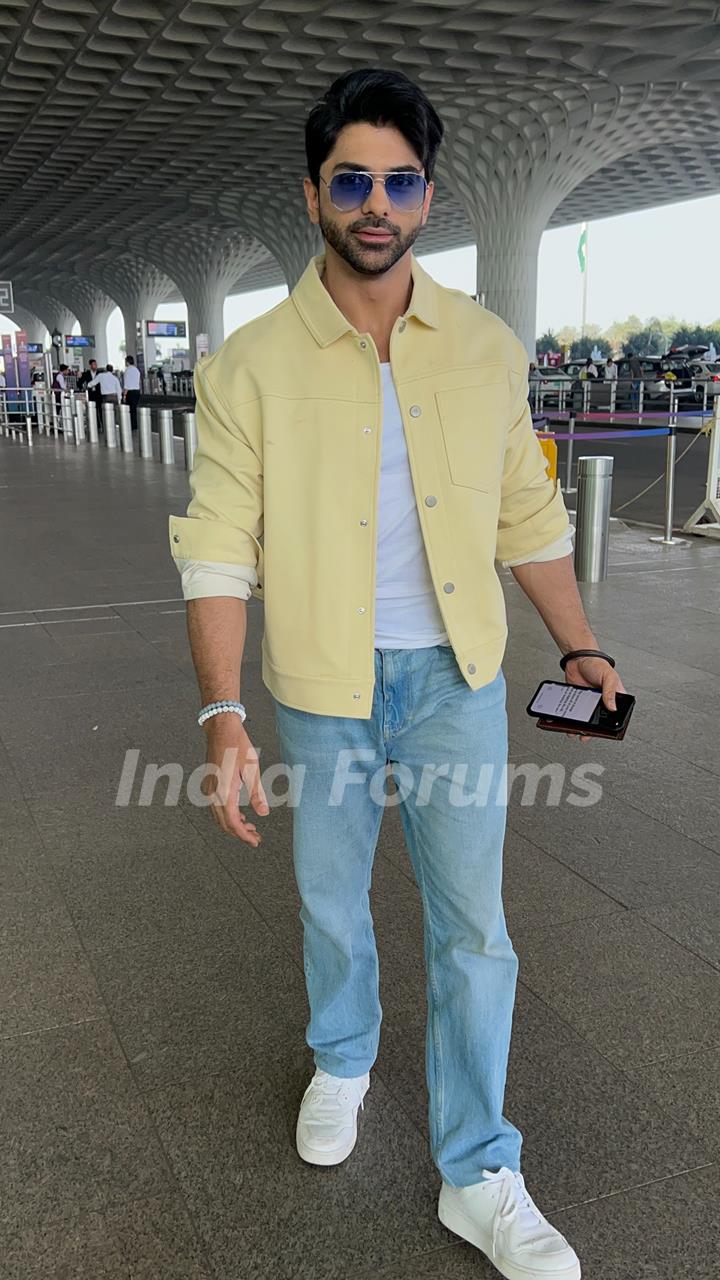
[604,356,618,381]
[89,362,122,417]
[77,358,102,426]
[169,69,625,1280]
[122,354,142,430]
[627,350,643,408]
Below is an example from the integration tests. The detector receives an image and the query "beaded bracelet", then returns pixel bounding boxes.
[197,700,247,727]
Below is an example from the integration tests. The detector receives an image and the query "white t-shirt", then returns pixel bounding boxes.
[374,362,449,647]
[123,364,141,391]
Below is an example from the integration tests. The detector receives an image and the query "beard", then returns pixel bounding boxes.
[319,207,422,277]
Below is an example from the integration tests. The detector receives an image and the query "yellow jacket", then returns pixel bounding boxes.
[169,253,570,717]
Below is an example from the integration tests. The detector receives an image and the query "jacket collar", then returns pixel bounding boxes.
[292,251,440,348]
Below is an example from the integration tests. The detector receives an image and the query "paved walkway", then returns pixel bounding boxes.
[1,433,719,1279]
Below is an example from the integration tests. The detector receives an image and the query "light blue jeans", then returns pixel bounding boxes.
[273,643,522,1186]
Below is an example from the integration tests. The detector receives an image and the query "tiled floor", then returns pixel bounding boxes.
[1,433,719,1278]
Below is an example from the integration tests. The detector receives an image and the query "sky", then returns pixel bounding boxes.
[5,192,720,364]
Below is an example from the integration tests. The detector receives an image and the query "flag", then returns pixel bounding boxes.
[577,224,588,273]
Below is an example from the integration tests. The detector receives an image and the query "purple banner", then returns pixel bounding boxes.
[15,329,31,388]
[1,332,17,387]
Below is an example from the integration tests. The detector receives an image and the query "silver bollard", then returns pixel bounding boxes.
[138,406,153,458]
[61,397,74,443]
[183,411,197,471]
[574,455,614,583]
[103,401,118,448]
[159,408,175,465]
[119,404,134,453]
[26,416,33,448]
[75,399,86,444]
[564,410,577,494]
[649,426,689,548]
[87,399,99,443]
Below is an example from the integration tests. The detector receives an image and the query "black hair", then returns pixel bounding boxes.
[126,355,134,364]
[305,69,444,189]
[106,363,113,372]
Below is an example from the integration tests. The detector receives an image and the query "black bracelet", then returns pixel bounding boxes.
[560,649,616,671]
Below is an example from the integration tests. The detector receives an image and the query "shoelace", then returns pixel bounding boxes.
[482,1168,546,1261]
[306,1073,365,1114]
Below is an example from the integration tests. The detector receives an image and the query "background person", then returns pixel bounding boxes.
[89,362,122,417]
[122,355,142,430]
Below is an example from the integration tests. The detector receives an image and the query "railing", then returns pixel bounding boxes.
[0,388,197,471]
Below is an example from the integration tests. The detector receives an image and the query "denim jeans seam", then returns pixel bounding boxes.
[413,848,446,1159]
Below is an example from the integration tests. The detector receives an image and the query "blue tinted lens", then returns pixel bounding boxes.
[385,173,426,209]
[329,172,374,209]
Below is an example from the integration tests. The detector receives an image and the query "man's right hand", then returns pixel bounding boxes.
[201,714,269,845]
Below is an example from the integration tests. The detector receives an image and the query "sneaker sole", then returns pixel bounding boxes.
[438,1194,581,1280]
[296,1109,360,1167]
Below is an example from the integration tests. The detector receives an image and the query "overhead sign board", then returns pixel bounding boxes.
[65,335,95,347]
[146,320,186,338]
[0,281,14,312]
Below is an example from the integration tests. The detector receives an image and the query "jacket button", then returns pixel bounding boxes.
[467,663,477,674]
[363,426,372,434]
[357,607,366,614]
[360,519,368,527]
[443,582,455,594]
[409,405,422,417]
[359,340,367,349]
[172,535,180,543]
[425,495,437,507]
[353,692,361,700]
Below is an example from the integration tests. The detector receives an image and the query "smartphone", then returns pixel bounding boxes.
[526,680,635,740]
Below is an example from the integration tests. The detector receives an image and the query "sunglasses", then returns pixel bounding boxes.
[321,170,428,212]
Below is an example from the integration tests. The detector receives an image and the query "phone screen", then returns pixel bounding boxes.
[529,682,603,723]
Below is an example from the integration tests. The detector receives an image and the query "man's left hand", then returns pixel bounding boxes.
[563,655,627,742]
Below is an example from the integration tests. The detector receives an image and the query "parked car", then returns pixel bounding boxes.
[614,356,695,403]
[688,360,720,401]
[532,364,573,404]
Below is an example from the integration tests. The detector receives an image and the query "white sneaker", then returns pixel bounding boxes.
[439,1166,581,1279]
[296,1068,370,1166]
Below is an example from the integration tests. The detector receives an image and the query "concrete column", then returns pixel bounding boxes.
[74,295,115,365]
[80,256,178,366]
[18,291,79,367]
[437,85,640,357]
[123,228,268,363]
[217,190,322,291]
[10,305,47,347]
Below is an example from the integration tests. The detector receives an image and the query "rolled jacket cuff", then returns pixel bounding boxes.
[176,559,257,601]
[501,526,575,568]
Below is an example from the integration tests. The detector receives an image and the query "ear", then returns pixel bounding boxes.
[303,176,320,226]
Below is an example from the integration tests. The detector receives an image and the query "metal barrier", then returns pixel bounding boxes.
[183,411,197,471]
[103,401,118,448]
[87,400,99,443]
[158,408,175,465]
[138,406,153,458]
[119,404,134,453]
[574,456,613,582]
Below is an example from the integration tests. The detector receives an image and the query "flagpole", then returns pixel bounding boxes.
[580,222,589,338]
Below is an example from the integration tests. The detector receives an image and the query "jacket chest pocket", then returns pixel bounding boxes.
[435,382,508,492]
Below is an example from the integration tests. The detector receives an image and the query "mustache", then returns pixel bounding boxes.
[349,218,400,234]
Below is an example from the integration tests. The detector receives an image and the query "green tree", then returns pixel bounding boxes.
[557,325,578,350]
[571,335,611,360]
[624,328,665,356]
[536,330,561,355]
